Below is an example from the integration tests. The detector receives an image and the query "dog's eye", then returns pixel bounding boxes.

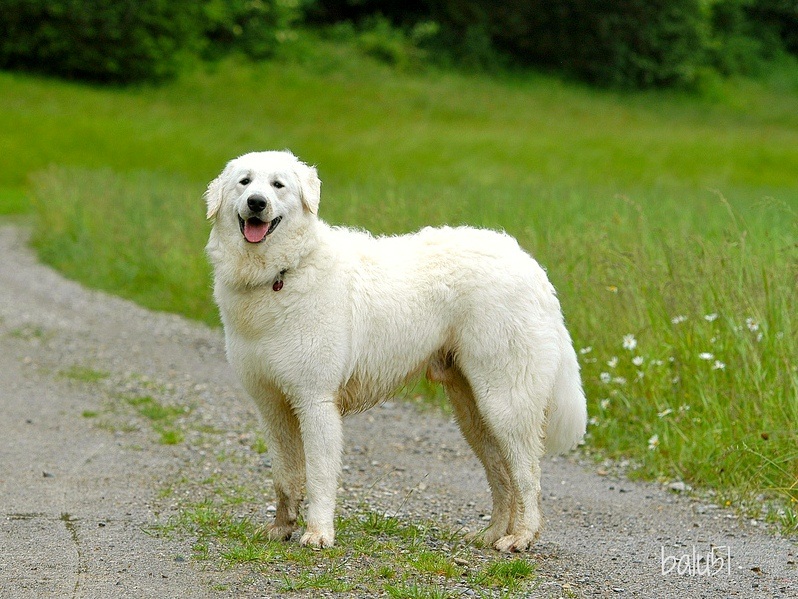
[239,177,251,186]
[272,181,285,189]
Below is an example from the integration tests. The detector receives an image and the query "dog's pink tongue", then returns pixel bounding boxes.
[244,219,269,243]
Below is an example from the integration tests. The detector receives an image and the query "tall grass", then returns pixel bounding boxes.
[569,198,797,512]
[5,43,797,524]
[30,167,215,323]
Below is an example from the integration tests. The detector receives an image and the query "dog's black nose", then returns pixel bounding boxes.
[247,194,267,213]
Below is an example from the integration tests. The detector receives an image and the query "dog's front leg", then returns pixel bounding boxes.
[256,395,305,542]
[296,398,342,548]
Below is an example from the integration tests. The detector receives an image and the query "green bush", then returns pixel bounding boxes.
[429,0,710,88]
[201,0,310,60]
[325,16,440,69]
[313,0,715,87]
[1,0,793,87]
[711,0,772,75]
[712,0,798,59]
[310,0,505,70]
[0,0,313,82]
[746,0,798,54]
[711,0,798,75]
[0,0,201,83]
[308,0,429,26]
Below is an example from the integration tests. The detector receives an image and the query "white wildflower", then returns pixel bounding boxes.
[746,317,759,332]
[704,313,718,322]
[623,334,637,351]
[756,332,763,343]
[600,372,612,384]
[600,399,611,410]
[678,404,690,413]
[589,416,600,426]
[653,359,664,366]
[699,352,714,361]
[613,376,627,385]
[712,360,726,371]
[648,434,659,451]
[607,356,619,368]
[658,408,673,419]
[632,356,644,366]
[637,370,645,380]
[671,315,688,324]
[579,346,593,355]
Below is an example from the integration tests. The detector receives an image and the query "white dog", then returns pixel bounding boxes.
[205,151,587,551]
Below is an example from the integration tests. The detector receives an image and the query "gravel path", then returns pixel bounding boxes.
[0,224,794,598]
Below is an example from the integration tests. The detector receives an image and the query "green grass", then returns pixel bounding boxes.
[59,365,110,383]
[249,435,269,454]
[158,497,538,597]
[127,395,186,422]
[0,187,28,215]
[475,559,537,589]
[84,386,193,445]
[2,38,797,525]
[125,395,189,445]
[9,325,47,341]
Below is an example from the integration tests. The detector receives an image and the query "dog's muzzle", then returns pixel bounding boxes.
[239,194,282,243]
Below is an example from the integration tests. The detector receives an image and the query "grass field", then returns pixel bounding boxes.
[2,39,796,529]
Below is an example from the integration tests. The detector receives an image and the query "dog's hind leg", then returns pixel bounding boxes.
[474,387,547,552]
[255,393,305,542]
[428,355,515,547]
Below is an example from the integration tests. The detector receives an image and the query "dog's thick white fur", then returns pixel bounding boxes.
[205,151,587,551]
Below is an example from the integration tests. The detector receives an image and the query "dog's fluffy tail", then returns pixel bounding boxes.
[544,340,587,455]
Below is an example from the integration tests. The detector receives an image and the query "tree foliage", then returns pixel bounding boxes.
[0,0,201,83]
[429,0,710,87]
[0,0,795,87]
[201,0,309,60]
[0,0,307,83]
[314,0,797,86]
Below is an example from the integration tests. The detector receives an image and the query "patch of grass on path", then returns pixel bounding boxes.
[158,496,538,597]
[126,395,188,445]
[59,365,110,383]
[75,370,193,446]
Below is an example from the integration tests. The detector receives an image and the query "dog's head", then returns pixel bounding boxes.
[205,150,321,244]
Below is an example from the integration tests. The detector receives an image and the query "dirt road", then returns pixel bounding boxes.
[0,224,794,597]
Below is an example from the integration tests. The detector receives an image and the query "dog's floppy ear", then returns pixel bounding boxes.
[296,161,321,215]
[204,165,230,220]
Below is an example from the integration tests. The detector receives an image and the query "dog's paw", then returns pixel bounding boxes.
[258,520,297,542]
[493,532,535,553]
[465,526,504,548]
[299,527,335,549]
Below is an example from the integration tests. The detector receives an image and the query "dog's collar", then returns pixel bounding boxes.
[273,269,287,292]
